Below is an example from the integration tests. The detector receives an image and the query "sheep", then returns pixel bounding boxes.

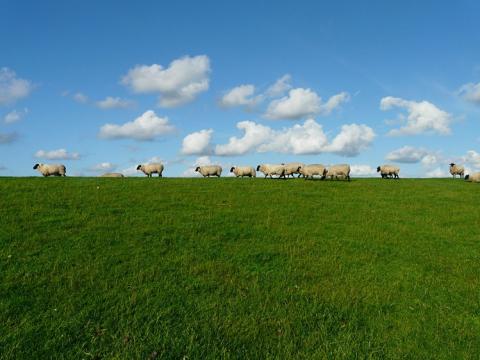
[465,173,480,183]
[195,165,222,177]
[325,164,351,181]
[230,166,256,178]
[282,162,305,178]
[256,164,286,179]
[298,164,327,180]
[33,163,66,177]
[377,165,400,179]
[136,163,164,177]
[100,173,124,178]
[449,163,464,179]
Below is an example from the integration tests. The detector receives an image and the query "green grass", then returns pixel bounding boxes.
[1,177,479,359]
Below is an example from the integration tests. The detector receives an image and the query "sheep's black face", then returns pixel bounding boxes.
[256,165,261,171]
[465,175,470,180]
[449,163,455,167]
[376,166,381,172]
[195,167,200,172]
[136,165,142,170]
[297,166,302,172]
[33,164,39,169]
[230,167,235,172]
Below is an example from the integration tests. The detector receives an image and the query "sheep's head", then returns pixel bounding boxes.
[465,174,470,180]
[256,165,261,171]
[230,167,235,173]
[136,165,142,170]
[297,166,303,172]
[195,167,200,172]
[376,166,381,172]
[449,163,455,167]
[33,163,40,170]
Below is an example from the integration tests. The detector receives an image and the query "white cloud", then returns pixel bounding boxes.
[380,96,452,136]
[35,148,80,160]
[96,96,135,109]
[121,55,210,107]
[73,92,88,104]
[0,68,33,105]
[181,129,213,155]
[458,82,480,104]
[264,88,349,120]
[462,150,480,169]
[425,167,449,178]
[0,132,18,144]
[214,119,374,157]
[386,146,434,163]
[91,162,116,172]
[120,165,140,177]
[265,74,292,97]
[99,110,175,141]
[218,84,261,109]
[350,165,377,177]
[3,108,28,124]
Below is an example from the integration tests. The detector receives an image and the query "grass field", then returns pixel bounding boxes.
[1,177,479,359]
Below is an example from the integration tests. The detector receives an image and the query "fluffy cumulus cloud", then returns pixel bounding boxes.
[0,68,33,106]
[181,129,213,155]
[35,148,80,160]
[386,146,436,164]
[96,96,135,109]
[458,82,480,104]
[3,108,28,124]
[214,119,374,157]
[99,110,175,141]
[462,150,480,169]
[265,74,292,97]
[121,55,210,107]
[350,165,377,177]
[218,85,260,109]
[0,132,18,144]
[264,88,349,120]
[380,97,452,136]
[91,162,116,172]
[425,167,449,178]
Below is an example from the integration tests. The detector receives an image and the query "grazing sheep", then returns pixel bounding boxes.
[282,162,304,178]
[33,163,66,177]
[100,173,124,178]
[136,163,164,177]
[256,164,286,179]
[195,165,222,177]
[298,164,327,180]
[230,166,256,178]
[465,173,480,183]
[377,165,400,179]
[449,163,464,179]
[325,164,351,181]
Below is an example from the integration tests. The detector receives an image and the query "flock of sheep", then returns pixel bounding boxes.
[31,162,480,181]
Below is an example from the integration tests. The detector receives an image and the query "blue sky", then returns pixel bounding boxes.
[1,0,480,177]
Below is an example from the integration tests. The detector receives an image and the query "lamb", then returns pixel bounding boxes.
[282,162,304,178]
[230,166,256,178]
[377,165,400,179]
[100,173,124,178]
[449,163,464,179]
[195,165,222,177]
[325,164,351,181]
[298,164,327,180]
[256,164,286,179]
[33,163,66,177]
[136,163,164,177]
[465,173,480,183]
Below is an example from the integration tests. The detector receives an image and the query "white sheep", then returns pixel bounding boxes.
[298,164,327,180]
[195,165,222,177]
[100,173,124,178]
[325,164,351,181]
[465,173,480,183]
[282,162,304,178]
[33,163,66,177]
[256,164,286,179]
[230,166,256,178]
[449,163,464,179]
[136,163,164,177]
[377,165,400,179]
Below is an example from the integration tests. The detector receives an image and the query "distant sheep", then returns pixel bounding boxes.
[377,165,400,179]
[465,173,480,183]
[256,164,286,179]
[136,163,164,177]
[33,163,66,177]
[230,166,256,178]
[325,164,351,181]
[282,162,304,178]
[195,165,222,177]
[449,163,464,179]
[298,164,327,180]
[100,173,124,178]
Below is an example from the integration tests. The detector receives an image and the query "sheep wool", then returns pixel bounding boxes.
[325,164,351,181]
[298,164,327,179]
[256,164,286,179]
[100,173,124,178]
[449,163,464,179]
[282,162,304,178]
[230,166,256,178]
[465,172,480,183]
[137,163,164,177]
[33,163,66,177]
[377,165,400,179]
[195,165,222,177]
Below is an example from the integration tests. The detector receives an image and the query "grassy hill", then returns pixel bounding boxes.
[1,177,479,359]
